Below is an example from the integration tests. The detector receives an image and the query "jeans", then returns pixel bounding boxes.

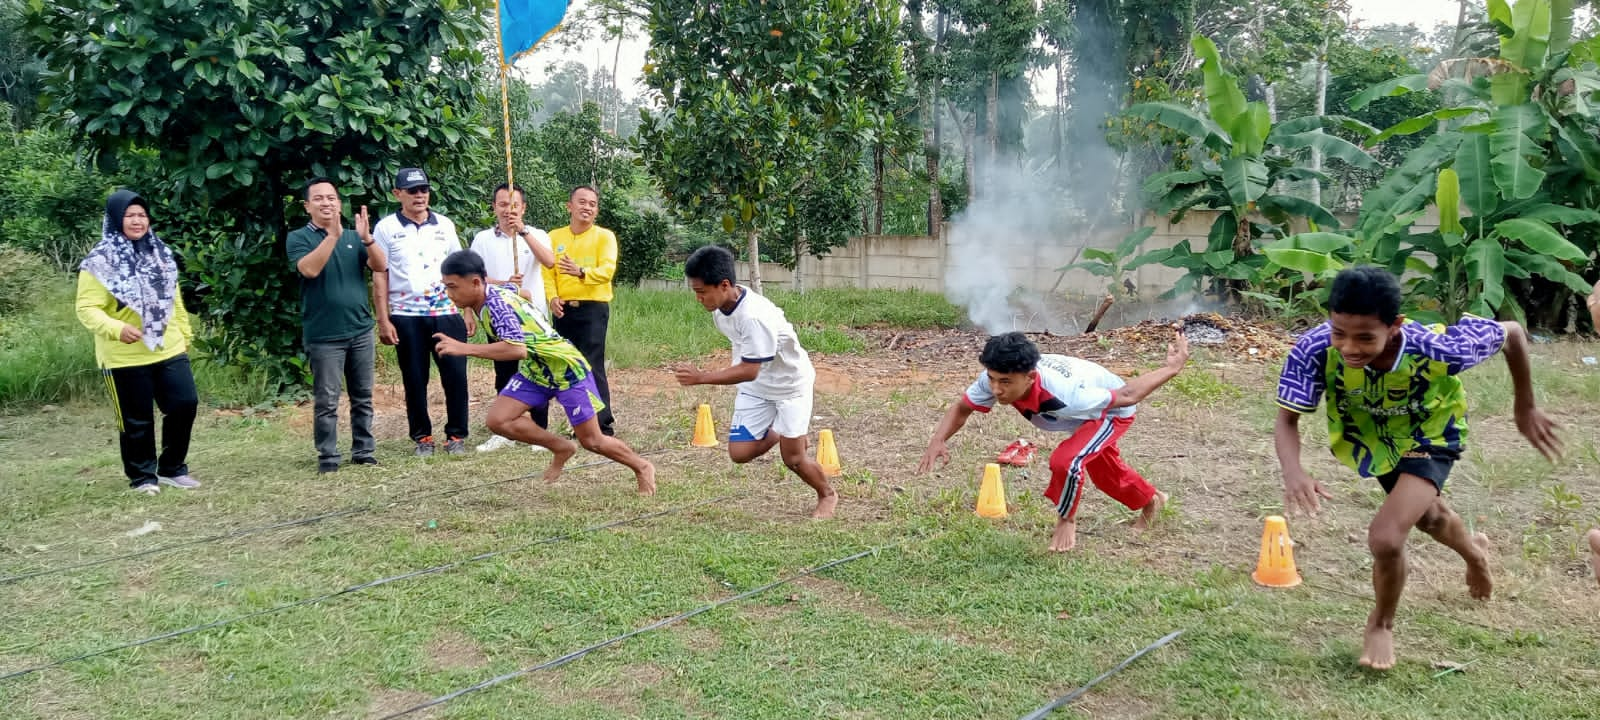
[307,331,376,466]
[391,313,470,442]
[553,301,613,435]
[105,354,198,487]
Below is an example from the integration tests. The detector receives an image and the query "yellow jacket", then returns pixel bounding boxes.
[75,271,193,369]
[543,225,617,303]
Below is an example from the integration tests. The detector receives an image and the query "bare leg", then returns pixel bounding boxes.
[777,435,836,519]
[1360,474,1439,671]
[1414,497,1493,600]
[1587,529,1600,588]
[1132,490,1167,532]
[1048,518,1076,553]
[487,397,576,483]
[573,418,656,495]
[728,434,781,464]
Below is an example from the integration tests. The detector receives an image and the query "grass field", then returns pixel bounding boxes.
[3,291,1600,719]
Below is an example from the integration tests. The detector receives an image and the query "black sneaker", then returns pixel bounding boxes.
[415,437,436,457]
[318,463,340,474]
[351,456,379,466]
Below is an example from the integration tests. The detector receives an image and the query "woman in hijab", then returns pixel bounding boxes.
[76,189,201,495]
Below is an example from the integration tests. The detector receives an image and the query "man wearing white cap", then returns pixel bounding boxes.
[372,167,474,456]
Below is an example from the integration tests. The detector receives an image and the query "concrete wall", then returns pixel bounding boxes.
[663,207,1441,298]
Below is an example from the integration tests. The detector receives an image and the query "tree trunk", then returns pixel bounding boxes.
[862,192,872,234]
[927,8,945,240]
[873,143,885,235]
[793,230,806,293]
[948,99,975,206]
[747,229,763,294]
[985,71,999,185]
[963,117,975,205]
[1054,54,1066,183]
[1310,34,1329,207]
[611,23,625,134]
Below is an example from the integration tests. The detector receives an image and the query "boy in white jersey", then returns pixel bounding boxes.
[672,245,838,519]
[917,331,1188,552]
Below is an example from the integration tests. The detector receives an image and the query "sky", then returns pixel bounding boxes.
[1347,0,1462,30]
[515,0,1467,99]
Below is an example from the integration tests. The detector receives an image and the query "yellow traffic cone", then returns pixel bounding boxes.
[816,429,842,477]
[976,463,1008,518]
[691,403,717,448]
[1251,515,1302,588]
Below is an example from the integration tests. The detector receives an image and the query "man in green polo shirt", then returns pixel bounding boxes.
[287,177,388,473]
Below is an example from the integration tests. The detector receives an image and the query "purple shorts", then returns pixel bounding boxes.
[499,372,605,428]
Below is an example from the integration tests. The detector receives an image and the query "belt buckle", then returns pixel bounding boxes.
[565,300,580,308]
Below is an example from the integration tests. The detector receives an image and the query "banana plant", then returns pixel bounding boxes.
[1057,226,1153,298]
[1342,0,1600,325]
[1267,167,1594,322]
[1122,34,1381,301]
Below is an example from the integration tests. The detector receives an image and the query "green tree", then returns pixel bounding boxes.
[0,0,43,129]
[26,0,491,387]
[638,0,903,292]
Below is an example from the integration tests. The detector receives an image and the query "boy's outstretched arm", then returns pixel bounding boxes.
[1107,330,1190,408]
[1588,279,1600,331]
[673,362,761,387]
[1498,321,1563,461]
[1275,408,1333,515]
[917,402,976,473]
[433,335,527,362]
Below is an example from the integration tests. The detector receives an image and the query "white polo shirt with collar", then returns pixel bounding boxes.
[469,225,551,317]
[373,210,461,317]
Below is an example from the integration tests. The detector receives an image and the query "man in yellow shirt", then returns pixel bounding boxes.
[543,185,618,436]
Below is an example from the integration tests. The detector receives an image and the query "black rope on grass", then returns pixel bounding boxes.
[1015,630,1186,720]
[0,483,745,683]
[0,449,672,585]
[377,543,896,719]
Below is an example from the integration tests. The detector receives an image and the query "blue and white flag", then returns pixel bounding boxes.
[499,0,571,66]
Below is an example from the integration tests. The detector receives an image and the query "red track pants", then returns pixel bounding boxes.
[1043,415,1156,519]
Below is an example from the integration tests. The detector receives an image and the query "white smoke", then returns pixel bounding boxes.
[944,159,1079,334]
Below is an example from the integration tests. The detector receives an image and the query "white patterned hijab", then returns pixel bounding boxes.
[80,189,179,351]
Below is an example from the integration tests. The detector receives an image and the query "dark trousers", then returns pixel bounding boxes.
[105,354,198,487]
[554,301,613,435]
[307,331,376,466]
[493,358,549,429]
[391,314,470,442]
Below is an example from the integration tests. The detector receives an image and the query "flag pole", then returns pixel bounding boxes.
[494,1,518,266]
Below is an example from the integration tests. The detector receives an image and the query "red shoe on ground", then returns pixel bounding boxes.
[998,439,1036,466]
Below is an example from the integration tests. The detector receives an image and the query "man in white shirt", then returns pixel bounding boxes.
[672,245,838,519]
[371,167,475,456]
[469,183,556,453]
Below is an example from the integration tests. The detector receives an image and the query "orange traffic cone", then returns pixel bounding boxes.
[691,404,717,448]
[816,429,842,477]
[1251,515,1302,588]
[976,463,1008,518]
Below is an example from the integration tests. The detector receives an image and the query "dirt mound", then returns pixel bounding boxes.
[868,313,1294,373]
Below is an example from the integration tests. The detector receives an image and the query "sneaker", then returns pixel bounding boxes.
[997,439,1036,466]
[443,436,466,455]
[476,434,516,453]
[351,456,379,466]
[158,474,202,489]
[415,436,436,457]
[318,463,340,474]
[132,482,160,495]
